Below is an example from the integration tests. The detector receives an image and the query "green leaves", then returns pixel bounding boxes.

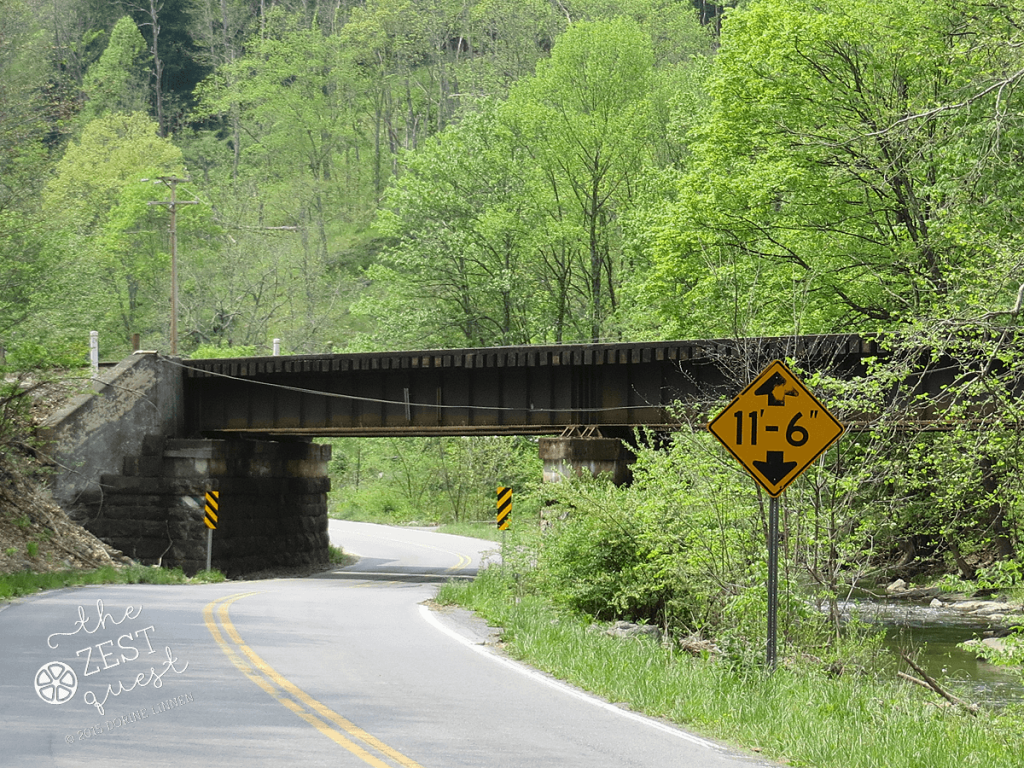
[38,113,187,346]
[79,17,149,122]
[508,18,657,341]
[640,0,1024,337]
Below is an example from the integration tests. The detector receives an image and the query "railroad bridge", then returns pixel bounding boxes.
[40,334,944,575]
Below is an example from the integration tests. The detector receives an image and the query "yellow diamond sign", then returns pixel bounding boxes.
[708,360,845,497]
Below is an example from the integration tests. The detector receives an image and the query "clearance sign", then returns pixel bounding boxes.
[708,360,845,668]
[708,360,845,497]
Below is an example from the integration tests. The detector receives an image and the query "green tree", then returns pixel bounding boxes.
[127,0,209,135]
[361,6,710,348]
[507,18,658,342]
[340,0,437,195]
[363,103,546,348]
[40,112,188,350]
[329,435,539,525]
[186,0,255,179]
[195,9,374,351]
[455,0,566,99]
[80,16,150,121]
[0,0,57,339]
[641,0,1024,338]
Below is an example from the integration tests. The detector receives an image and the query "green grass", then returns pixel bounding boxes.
[438,568,1024,768]
[328,544,356,566]
[329,510,506,543]
[437,521,505,542]
[0,563,226,601]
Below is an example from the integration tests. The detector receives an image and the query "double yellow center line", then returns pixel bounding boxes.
[203,593,424,768]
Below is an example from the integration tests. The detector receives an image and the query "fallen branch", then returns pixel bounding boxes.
[899,652,978,715]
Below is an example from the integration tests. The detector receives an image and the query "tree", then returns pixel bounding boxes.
[341,0,437,194]
[507,17,657,341]
[360,5,711,348]
[362,103,546,348]
[186,0,255,179]
[0,0,57,338]
[641,0,1024,338]
[40,112,188,350]
[126,0,209,135]
[195,9,373,351]
[79,16,150,121]
[455,0,566,99]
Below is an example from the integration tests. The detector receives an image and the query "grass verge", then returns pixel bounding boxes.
[437,521,504,542]
[0,563,226,602]
[438,568,1024,768]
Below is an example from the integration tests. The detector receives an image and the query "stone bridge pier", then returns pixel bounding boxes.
[86,436,330,576]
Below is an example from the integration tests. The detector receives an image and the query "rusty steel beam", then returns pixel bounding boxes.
[181,335,899,437]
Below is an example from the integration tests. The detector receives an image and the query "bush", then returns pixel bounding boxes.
[529,429,764,637]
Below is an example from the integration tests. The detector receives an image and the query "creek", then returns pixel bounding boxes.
[839,598,1024,708]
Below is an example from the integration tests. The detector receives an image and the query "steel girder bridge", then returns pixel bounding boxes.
[180,334,956,439]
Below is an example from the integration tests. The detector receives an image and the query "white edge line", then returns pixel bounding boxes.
[418,604,720,751]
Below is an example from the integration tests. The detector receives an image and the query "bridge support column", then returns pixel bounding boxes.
[538,433,633,486]
[80,436,331,576]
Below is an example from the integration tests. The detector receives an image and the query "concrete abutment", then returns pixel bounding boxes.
[39,353,331,576]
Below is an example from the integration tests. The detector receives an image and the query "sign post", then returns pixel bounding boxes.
[708,360,844,668]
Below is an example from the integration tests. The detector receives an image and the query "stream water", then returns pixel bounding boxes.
[839,599,1024,708]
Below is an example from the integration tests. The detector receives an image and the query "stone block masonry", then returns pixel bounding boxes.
[81,436,331,576]
[39,352,184,515]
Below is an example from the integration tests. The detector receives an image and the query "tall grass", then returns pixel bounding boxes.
[439,569,1024,768]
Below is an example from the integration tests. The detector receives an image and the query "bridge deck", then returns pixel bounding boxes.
[181,335,884,437]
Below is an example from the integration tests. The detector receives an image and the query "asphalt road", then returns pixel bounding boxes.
[0,520,772,767]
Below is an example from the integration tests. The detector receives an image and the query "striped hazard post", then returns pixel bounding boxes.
[496,486,512,531]
[203,490,220,571]
[203,491,220,529]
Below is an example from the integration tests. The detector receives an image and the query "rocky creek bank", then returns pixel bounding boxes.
[885,579,1024,630]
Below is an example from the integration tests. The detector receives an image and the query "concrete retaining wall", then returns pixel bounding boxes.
[38,352,184,515]
[82,437,331,576]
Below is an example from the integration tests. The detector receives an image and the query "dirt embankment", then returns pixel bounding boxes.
[0,374,129,575]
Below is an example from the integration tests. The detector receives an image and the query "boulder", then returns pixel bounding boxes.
[886,578,907,594]
[605,621,662,641]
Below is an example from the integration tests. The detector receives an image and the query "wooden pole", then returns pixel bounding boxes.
[147,176,197,356]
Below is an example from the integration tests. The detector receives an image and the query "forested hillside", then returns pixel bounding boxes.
[6,0,1024,354]
[3,0,1024,606]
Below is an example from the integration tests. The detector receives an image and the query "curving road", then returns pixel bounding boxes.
[0,520,772,767]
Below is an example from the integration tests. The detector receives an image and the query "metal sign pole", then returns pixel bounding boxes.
[206,527,213,572]
[766,495,780,670]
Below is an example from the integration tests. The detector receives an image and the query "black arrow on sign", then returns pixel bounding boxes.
[754,371,799,406]
[754,451,797,485]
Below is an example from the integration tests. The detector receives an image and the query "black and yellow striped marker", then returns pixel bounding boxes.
[496,486,512,531]
[204,490,220,530]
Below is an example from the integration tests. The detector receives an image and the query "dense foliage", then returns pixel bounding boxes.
[3,0,1024,656]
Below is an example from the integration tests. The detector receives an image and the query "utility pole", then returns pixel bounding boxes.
[147,176,198,355]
